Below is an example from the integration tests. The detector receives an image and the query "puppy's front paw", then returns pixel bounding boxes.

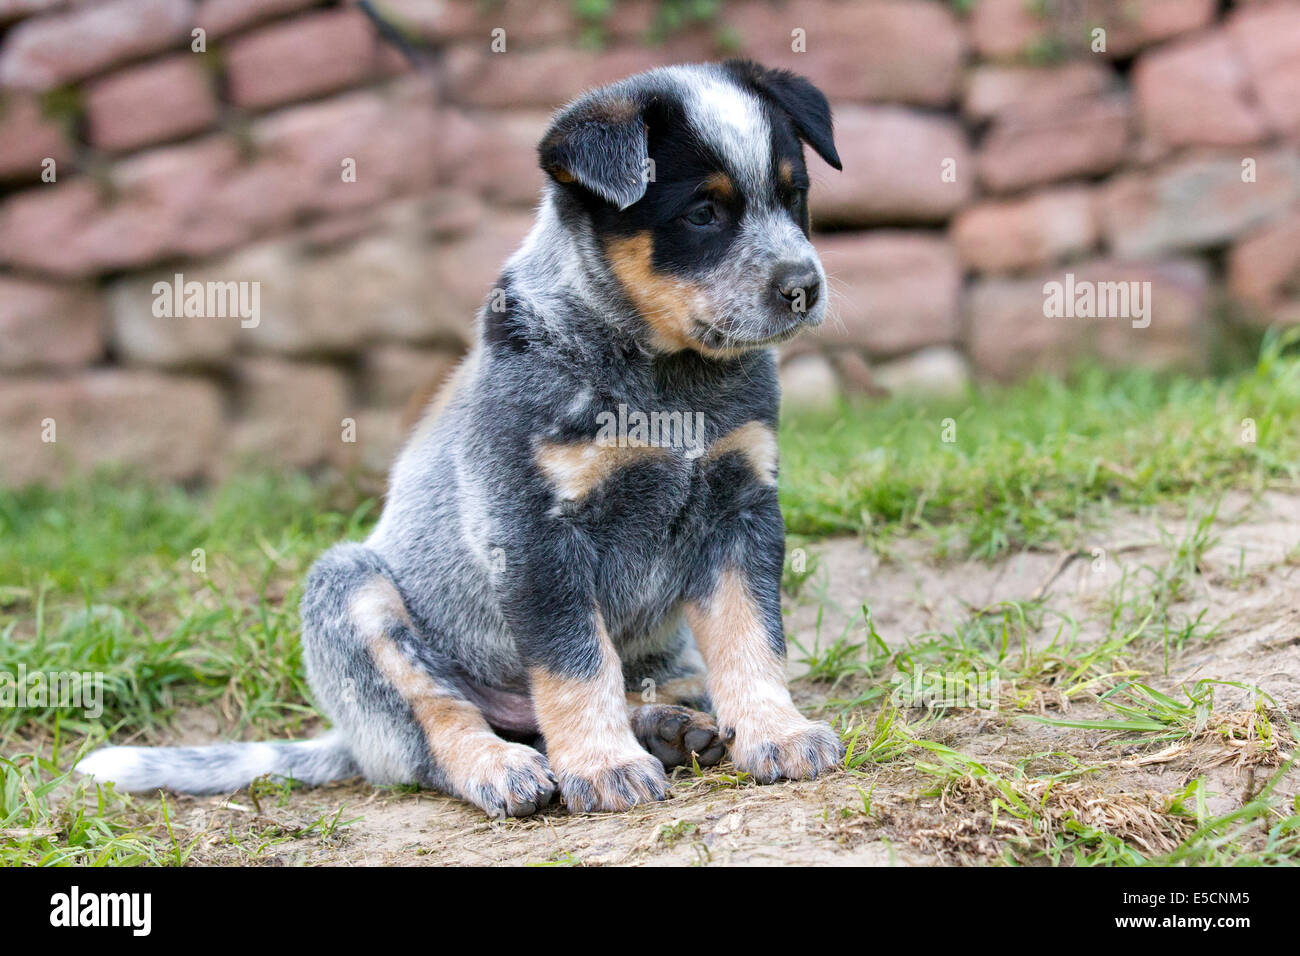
[459,741,556,819]
[555,750,669,813]
[632,704,726,769]
[728,717,844,784]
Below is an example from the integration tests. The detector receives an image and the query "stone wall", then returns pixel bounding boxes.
[1,0,1299,485]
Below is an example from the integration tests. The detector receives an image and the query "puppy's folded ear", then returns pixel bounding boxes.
[724,59,842,171]
[539,93,649,210]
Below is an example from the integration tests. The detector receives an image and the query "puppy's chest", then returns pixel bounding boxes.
[532,401,778,530]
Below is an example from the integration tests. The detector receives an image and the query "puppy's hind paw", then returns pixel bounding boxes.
[632,704,726,769]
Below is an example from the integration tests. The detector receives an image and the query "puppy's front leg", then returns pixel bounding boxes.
[526,608,668,812]
[686,565,843,782]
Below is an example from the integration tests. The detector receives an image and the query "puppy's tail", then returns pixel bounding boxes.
[75,731,357,795]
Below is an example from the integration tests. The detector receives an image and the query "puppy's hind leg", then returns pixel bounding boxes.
[302,544,555,818]
[630,705,727,769]
[622,619,726,769]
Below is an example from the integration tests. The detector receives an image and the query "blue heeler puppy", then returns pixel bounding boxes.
[79,59,846,816]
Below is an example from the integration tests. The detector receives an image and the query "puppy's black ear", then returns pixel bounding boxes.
[724,59,842,171]
[539,93,648,210]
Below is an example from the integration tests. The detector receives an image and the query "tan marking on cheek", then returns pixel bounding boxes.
[530,610,646,778]
[355,579,520,796]
[706,421,778,485]
[685,568,806,743]
[534,438,667,501]
[778,159,794,188]
[606,232,703,353]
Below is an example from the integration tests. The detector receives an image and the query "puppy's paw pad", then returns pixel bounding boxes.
[557,752,669,813]
[634,704,726,769]
[732,719,844,784]
[464,743,556,819]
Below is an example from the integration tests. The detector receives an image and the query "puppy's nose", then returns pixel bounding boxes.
[771,261,821,314]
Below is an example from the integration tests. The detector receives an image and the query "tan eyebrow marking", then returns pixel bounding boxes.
[778,159,795,188]
[702,171,735,199]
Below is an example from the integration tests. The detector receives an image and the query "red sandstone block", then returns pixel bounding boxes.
[0,275,103,370]
[85,54,219,153]
[0,0,193,90]
[224,8,380,110]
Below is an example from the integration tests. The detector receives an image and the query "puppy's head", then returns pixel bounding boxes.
[538,61,841,357]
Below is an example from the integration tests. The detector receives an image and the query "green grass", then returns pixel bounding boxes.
[0,470,374,595]
[1,473,376,740]
[779,330,1300,557]
[0,751,166,866]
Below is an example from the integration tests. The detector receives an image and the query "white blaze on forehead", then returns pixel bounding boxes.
[678,69,770,191]
[743,206,817,262]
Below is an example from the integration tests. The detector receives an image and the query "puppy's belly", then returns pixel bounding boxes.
[462,682,539,737]
[455,603,689,739]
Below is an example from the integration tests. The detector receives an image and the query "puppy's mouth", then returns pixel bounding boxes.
[691,311,812,353]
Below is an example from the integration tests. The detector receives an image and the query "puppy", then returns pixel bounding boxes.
[79,60,845,816]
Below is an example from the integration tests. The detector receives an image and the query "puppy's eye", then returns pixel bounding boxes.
[683,202,717,228]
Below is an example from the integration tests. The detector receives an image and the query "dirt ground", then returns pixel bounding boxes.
[150,491,1300,866]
